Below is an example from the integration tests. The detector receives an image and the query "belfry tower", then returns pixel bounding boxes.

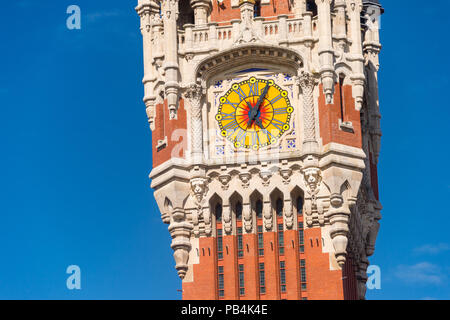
[136,0,383,300]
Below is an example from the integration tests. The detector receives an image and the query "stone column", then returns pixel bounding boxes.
[292,0,306,17]
[184,23,194,50]
[231,19,241,42]
[208,22,218,52]
[298,72,319,154]
[363,2,383,162]
[347,0,365,110]
[302,9,314,62]
[190,0,211,25]
[239,0,255,26]
[184,84,205,161]
[136,1,160,130]
[278,14,288,45]
[333,0,347,51]
[162,0,181,119]
[315,0,335,104]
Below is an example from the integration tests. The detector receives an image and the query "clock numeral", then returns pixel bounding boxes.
[251,131,260,147]
[235,128,247,146]
[220,112,236,121]
[223,100,239,109]
[273,107,288,115]
[222,119,238,131]
[270,118,285,131]
[248,81,259,97]
[269,95,283,105]
[261,129,275,142]
[234,86,247,101]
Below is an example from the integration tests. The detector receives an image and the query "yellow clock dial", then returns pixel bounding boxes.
[216,77,293,150]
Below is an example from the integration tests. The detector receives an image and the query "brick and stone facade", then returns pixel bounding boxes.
[136,0,383,300]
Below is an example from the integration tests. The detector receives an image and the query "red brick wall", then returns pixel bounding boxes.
[183,225,351,300]
[210,0,292,24]
[284,229,301,300]
[303,227,344,300]
[151,98,187,168]
[222,234,239,299]
[318,83,362,149]
[241,233,259,299]
[261,231,279,299]
[183,237,217,300]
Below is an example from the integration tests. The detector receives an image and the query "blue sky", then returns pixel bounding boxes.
[0,0,448,300]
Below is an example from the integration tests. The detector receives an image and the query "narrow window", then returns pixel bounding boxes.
[300,259,307,291]
[297,196,303,214]
[280,261,286,293]
[259,263,266,294]
[218,266,225,298]
[239,264,245,296]
[216,203,222,222]
[278,223,284,255]
[217,229,223,260]
[256,200,263,218]
[236,201,243,220]
[254,0,261,17]
[276,198,283,217]
[257,225,264,256]
[298,222,305,253]
[339,75,345,122]
[237,227,244,258]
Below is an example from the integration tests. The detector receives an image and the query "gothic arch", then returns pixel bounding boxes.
[335,62,353,86]
[195,44,307,85]
[250,189,264,220]
[209,193,223,223]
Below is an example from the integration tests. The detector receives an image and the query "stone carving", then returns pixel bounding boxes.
[223,205,233,234]
[190,177,210,235]
[191,177,208,203]
[263,202,273,231]
[356,258,369,300]
[234,0,261,45]
[280,168,292,185]
[285,204,294,229]
[327,193,350,267]
[218,174,231,190]
[184,84,204,156]
[243,204,253,233]
[259,170,272,187]
[161,0,180,119]
[297,72,319,152]
[239,172,251,188]
[302,166,323,226]
[315,0,335,104]
[169,219,193,279]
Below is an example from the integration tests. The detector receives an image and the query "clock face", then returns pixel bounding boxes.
[215,77,293,150]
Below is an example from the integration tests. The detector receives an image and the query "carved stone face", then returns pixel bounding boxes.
[190,178,208,202]
[303,167,321,191]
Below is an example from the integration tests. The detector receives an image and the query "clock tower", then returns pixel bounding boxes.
[136,0,383,300]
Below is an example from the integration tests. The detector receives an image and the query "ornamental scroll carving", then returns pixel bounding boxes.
[184,84,205,156]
